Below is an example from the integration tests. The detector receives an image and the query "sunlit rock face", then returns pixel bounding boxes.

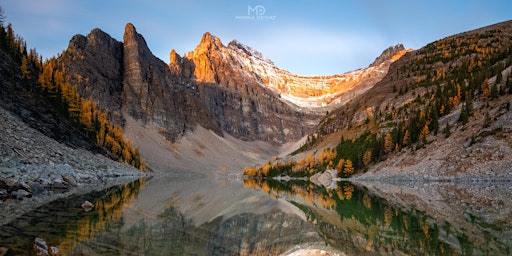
[171,32,405,143]
[122,23,211,135]
[59,24,220,141]
[57,24,402,144]
[182,34,408,109]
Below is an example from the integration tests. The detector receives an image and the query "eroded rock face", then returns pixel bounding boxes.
[176,33,323,143]
[122,23,220,139]
[57,28,125,124]
[369,44,406,67]
[59,24,220,141]
[57,24,401,145]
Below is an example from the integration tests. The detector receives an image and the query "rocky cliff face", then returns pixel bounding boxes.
[59,24,220,141]
[57,23,403,145]
[57,28,125,124]
[121,23,220,139]
[173,32,321,143]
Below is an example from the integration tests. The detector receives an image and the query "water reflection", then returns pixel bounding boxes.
[244,179,512,255]
[64,174,326,255]
[0,173,329,256]
[66,205,323,255]
[0,178,145,255]
[1,172,511,255]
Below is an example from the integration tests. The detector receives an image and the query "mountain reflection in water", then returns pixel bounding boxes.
[0,172,511,255]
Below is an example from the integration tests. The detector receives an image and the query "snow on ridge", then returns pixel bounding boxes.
[221,39,395,109]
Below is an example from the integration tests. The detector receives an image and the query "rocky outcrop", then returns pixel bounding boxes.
[310,169,341,189]
[57,28,125,124]
[122,23,220,140]
[369,44,407,67]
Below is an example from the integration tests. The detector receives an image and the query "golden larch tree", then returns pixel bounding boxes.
[335,159,345,173]
[343,160,354,176]
[362,150,372,167]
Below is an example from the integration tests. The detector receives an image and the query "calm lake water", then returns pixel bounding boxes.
[1,170,511,255]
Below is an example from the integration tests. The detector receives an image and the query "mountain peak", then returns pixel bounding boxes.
[169,49,180,64]
[227,39,275,65]
[194,32,224,54]
[124,22,137,34]
[369,44,410,67]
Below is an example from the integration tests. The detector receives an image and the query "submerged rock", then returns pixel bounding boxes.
[33,237,48,255]
[81,200,94,211]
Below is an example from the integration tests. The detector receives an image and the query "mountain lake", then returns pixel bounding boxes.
[1,169,511,255]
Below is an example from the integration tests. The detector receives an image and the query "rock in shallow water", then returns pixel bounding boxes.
[81,200,94,211]
[34,237,48,255]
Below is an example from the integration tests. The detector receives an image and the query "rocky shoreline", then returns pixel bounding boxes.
[0,106,149,226]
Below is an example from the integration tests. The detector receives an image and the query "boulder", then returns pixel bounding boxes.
[81,200,94,211]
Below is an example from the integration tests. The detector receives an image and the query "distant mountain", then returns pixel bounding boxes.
[317,20,512,137]
[175,33,409,109]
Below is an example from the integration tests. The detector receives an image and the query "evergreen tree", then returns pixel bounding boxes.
[443,122,451,138]
[429,105,439,134]
[490,82,499,99]
[496,68,503,84]
[20,55,31,80]
[459,102,469,124]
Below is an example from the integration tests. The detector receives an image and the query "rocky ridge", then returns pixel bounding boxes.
[60,25,337,145]
[176,34,410,109]
[58,24,221,142]
[60,24,408,146]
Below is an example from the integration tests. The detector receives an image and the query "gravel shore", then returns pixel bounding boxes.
[0,107,148,226]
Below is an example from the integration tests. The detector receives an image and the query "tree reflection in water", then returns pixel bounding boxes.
[243,178,511,255]
[0,178,145,255]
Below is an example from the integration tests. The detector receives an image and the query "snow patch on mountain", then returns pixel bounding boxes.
[224,39,409,108]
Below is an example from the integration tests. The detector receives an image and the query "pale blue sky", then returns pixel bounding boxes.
[2,0,511,75]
